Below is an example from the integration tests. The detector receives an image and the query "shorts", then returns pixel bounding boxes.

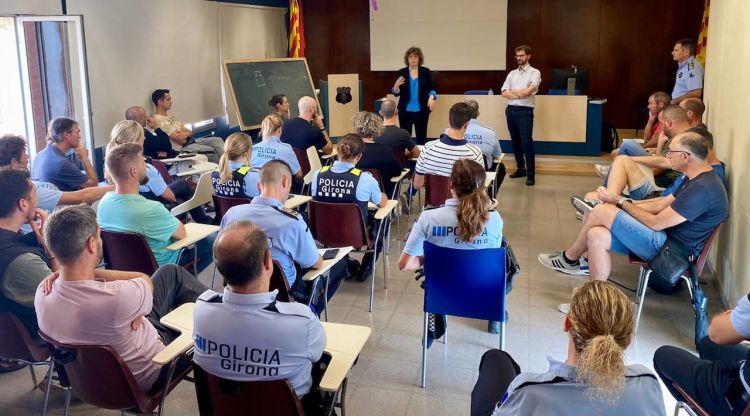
[627,177,657,201]
[609,210,667,261]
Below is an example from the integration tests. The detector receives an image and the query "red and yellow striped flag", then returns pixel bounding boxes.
[288,0,305,58]
[695,0,709,66]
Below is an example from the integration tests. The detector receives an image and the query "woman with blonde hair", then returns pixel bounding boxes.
[311,133,388,281]
[399,159,503,337]
[352,111,401,197]
[212,132,260,198]
[251,114,302,177]
[105,120,212,224]
[106,120,211,223]
[471,281,665,416]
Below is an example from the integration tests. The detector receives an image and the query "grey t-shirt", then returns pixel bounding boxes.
[1,253,51,308]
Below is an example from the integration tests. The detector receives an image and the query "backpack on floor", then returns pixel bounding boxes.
[601,121,619,152]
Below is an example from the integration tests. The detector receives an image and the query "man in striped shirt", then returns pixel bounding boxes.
[413,102,484,190]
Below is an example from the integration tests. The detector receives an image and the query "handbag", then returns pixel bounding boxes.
[647,237,695,293]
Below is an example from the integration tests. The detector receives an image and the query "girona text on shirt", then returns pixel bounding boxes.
[195,334,282,376]
[432,225,490,245]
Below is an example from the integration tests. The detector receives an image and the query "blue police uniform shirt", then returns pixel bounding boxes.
[310,161,382,205]
[193,288,325,397]
[139,163,168,197]
[672,56,704,99]
[219,196,319,285]
[251,136,302,175]
[403,198,503,257]
[212,161,260,199]
[445,119,502,169]
[33,181,63,212]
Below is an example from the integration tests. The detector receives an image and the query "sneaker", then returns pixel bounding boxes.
[558,303,570,314]
[579,257,589,275]
[594,164,610,178]
[538,251,589,275]
[570,196,597,217]
[398,193,409,215]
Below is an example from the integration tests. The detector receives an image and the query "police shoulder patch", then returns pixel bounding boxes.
[274,301,313,318]
[237,166,251,175]
[351,168,362,176]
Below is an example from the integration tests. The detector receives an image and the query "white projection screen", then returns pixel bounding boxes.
[369,0,508,71]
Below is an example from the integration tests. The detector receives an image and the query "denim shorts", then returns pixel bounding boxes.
[609,210,667,261]
[627,177,657,200]
[619,139,650,157]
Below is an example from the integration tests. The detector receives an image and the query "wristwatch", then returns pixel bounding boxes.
[616,197,631,209]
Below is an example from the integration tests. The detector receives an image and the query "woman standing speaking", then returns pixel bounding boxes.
[391,46,436,145]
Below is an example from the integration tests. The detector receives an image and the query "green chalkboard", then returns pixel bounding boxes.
[223,58,317,130]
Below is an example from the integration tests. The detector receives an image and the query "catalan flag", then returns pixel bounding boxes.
[288,0,305,58]
[696,0,709,66]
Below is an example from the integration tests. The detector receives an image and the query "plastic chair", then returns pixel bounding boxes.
[464,90,490,95]
[150,159,173,185]
[421,242,507,388]
[37,330,192,416]
[171,171,213,217]
[628,223,723,333]
[0,313,57,413]
[308,200,388,312]
[424,174,452,208]
[293,147,312,179]
[101,229,159,276]
[193,364,304,416]
[211,194,251,224]
[672,383,710,416]
[271,260,293,303]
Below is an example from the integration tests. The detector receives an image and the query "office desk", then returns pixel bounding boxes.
[151,303,371,395]
[285,194,312,211]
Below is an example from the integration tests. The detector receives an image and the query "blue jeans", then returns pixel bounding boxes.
[177,233,216,274]
[609,210,666,261]
[505,106,535,174]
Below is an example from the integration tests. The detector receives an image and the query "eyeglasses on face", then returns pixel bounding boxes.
[666,150,691,157]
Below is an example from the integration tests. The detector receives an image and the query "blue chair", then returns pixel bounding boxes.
[421,242,507,387]
[464,90,490,95]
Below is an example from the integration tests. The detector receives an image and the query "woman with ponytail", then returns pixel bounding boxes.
[471,281,665,416]
[212,132,260,199]
[251,114,302,177]
[268,94,290,120]
[311,133,388,281]
[106,120,211,223]
[399,159,503,337]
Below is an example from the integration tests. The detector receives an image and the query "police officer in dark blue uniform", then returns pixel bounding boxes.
[311,134,389,281]
[211,132,260,198]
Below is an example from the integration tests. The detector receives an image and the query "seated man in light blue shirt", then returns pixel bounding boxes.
[251,114,302,178]
[97,143,214,274]
[220,160,344,309]
[460,100,502,170]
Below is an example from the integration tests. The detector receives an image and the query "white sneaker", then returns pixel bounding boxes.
[558,303,570,314]
[570,196,597,217]
[575,211,583,220]
[594,164,611,178]
[538,251,589,276]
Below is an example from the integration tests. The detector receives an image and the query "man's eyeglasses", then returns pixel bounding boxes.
[666,150,691,157]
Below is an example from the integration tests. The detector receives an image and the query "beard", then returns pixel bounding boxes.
[139,174,149,186]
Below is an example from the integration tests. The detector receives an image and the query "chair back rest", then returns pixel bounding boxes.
[271,261,293,302]
[425,174,452,207]
[171,171,214,216]
[211,194,251,223]
[150,159,173,185]
[362,168,386,192]
[308,200,369,249]
[464,90,490,95]
[304,146,323,185]
[193,364,304,416]
[37,330,146,411]
[672,383,710,416]
[0,312,48,362]
[293,147,312,178]
[423,241,506,321]
[101,229,159,275]
[694,223,723,276]
[392,149,408,170]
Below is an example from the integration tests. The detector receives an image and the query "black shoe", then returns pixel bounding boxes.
[509,169,527,178]
[487,320,501,334]
[356,261,373,282]
[344,256,361,280]
[525,176,535,186]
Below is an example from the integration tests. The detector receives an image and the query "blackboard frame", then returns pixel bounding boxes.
[222,57,319,130]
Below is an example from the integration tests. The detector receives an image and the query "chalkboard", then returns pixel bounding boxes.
[222,58,317,130]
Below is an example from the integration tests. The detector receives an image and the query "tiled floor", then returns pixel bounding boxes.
[0,173,725,415]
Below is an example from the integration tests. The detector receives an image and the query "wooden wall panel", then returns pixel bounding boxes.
[304,0,704,129]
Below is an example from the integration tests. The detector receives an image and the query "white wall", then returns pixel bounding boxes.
[703,0,750,305]
[0,0,60,14]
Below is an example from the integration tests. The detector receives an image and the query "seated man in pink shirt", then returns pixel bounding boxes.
[34,205,206,393]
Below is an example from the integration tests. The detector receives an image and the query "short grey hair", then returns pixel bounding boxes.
[44,205,99,264]
[379,99,398,118]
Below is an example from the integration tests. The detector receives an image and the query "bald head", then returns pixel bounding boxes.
[213,221,270,288]
[298,96,318,120]
[379,99,398,120]
[125,106,147,127]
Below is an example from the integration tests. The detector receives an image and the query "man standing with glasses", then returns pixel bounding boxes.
[501,45,541,186]
[538,132,727,314]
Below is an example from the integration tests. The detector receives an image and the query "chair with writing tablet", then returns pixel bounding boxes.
[420,242,507,388]
[211,194,251,225]
[424,174,452,209]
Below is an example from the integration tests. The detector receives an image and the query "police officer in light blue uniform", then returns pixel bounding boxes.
[400,159,503,337]
[220,160,320,289]
[671,39,704,104]
[444,100,502,170]
[211,132,260,199]
[252,114,302,177]
[193,221,326,407]
[311,134,388,281]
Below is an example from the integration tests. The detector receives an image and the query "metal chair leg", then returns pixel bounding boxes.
[63,388,71,416]
[192,245,198,276]
[442,317,447,344]
[210,265,217,289]
[634,268,651,334]
[682,275,694,300]
[421,312,428,388]
[323,273,330,322]
[42,360,55,416]
[368,249,377,312]
[499,322,506,350]
[28,361,38,388]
